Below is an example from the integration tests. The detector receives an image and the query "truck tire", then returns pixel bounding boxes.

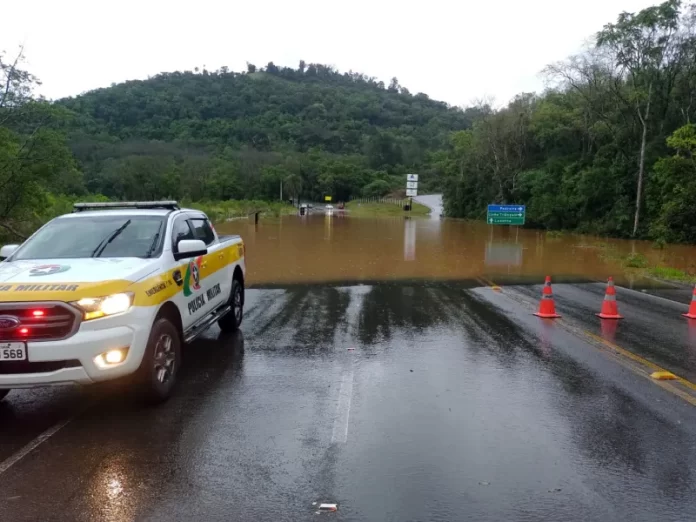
[218,277,243,332]
[0,389,9,402]
[137,317,181,404]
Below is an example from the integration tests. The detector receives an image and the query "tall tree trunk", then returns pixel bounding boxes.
[633,82,652,237]
[633,120,647,237]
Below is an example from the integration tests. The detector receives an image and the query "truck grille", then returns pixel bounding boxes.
[0,303,81,342]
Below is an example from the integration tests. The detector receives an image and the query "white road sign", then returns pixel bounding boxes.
[406,174,419,182]
[406,188,418,197]
[406,181,418,189]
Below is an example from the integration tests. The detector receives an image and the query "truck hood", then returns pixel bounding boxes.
[0,258,159,283]
[0,258,161,303]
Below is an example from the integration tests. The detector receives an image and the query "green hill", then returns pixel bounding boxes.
[59,62,472,202]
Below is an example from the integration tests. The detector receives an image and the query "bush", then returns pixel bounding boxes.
[624,252,648,268]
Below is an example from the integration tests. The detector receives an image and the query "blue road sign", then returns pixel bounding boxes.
[487,205,526,213]
[487,204,526,225]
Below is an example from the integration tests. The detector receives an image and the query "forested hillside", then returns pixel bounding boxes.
[59,64,472,203]
[441,0,696,243]
[0,53,472,238]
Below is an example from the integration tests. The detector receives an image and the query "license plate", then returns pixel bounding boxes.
[0,342,27,361]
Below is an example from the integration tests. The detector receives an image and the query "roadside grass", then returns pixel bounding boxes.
[185,200,297,222]
[345,201,430,217]
[647,266,696,284]
[545,230,565,240]
[596,243,696,284]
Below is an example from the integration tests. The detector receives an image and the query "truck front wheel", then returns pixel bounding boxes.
[138,317,181,404]
[218,277,243,332]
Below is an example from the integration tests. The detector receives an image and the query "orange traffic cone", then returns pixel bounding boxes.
[596,277,623,319]
[682,285,696,319]
[534,276,561,318]
[600,315,618,342]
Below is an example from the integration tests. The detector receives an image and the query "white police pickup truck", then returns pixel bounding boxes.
[0,201,245,403]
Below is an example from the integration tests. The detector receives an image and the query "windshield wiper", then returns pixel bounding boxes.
[92,220,132,258]
[145,222,163,258]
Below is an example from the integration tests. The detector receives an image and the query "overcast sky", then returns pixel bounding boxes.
[4,0,658,107]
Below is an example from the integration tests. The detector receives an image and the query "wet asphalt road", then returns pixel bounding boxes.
[2,282,696,521]
[413,194,443,218]
[511,282,696,381]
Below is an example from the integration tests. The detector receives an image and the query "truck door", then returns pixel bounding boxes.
[187,216,229,314]
[170,215,206,331]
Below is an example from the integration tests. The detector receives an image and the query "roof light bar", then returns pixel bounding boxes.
[73,201,180,212]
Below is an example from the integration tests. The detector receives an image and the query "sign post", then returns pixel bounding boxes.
[406,174,418,212]
[486,204,525,225]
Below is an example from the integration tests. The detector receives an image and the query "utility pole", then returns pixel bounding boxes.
[280,179,283,201]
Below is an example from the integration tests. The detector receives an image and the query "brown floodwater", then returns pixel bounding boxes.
[216,215,696,288]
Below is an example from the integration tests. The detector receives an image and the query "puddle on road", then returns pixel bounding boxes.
[217,215,695,288]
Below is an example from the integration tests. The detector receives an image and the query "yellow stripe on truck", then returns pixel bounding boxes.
[0,279,133,303]
[132,242,242,306]
[0,242,243,306]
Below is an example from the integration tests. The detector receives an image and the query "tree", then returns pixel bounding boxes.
[597,0,682,236]
[1,46,39,114]
[648,124,696,241]
[0,47,79,238]
[284,173,303,204]
[388,77,400,93]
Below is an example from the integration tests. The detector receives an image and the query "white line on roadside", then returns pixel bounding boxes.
[331,371,354,444]
[0,414,78,476]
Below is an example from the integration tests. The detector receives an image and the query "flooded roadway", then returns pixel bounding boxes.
[3,215,696,521]
[222,214,696,288]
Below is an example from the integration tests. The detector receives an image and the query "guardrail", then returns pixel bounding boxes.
[221,209,263,223]
[348,197,407,206]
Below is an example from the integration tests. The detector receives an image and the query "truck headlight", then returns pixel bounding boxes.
[72,292,134,320]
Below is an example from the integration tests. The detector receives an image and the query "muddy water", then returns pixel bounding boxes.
[216,215,696,287]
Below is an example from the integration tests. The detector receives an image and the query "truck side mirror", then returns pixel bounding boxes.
[0,244,19,260]
[174,239,207,261]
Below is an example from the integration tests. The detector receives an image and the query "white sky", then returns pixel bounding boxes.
[3,0,658,107]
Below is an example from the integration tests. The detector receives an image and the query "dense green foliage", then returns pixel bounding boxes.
[441,0,696,242]
[0,49,83,238]
[0,53,471,238]
[60,64,471,203]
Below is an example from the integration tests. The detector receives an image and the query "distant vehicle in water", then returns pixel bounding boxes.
[325,204,334,215]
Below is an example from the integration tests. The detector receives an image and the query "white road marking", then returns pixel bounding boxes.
[331,371,354,444]
[0,415,76,476]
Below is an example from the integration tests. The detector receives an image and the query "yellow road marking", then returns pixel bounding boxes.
[584,331,696,392]
[474,276,489,288]
[477,275,696,406]
[651,371,677,380]
[479,276,497,288]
